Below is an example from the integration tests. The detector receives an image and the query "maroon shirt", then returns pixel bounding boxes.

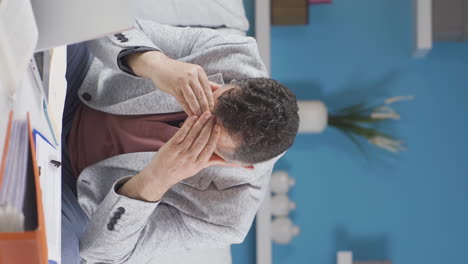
[68,104,187,177]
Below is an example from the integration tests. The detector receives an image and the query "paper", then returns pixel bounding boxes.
[46,46,67,143]
[35,132,61,263]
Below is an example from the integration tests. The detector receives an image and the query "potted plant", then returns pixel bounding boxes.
[297,96,414,153]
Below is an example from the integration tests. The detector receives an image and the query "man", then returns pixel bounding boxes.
[63,19,299,263]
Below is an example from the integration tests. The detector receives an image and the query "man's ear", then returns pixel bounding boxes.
[210,82,221,92]
[209,154,255,170]
[209,154,238,168]
[242,165,255,170]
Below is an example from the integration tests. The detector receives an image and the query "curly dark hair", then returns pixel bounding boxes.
[213,78,299,164]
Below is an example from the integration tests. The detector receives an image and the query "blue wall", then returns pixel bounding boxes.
[233,1,468,264]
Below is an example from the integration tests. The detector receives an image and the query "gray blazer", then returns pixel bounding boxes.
[77,20,278,264]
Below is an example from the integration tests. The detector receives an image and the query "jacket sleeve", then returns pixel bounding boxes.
[135,19,269,80]
[78,177,246,264]
[86,19,268,79]
[85,21,160,76]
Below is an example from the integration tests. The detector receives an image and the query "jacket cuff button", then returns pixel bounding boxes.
[107,223,115,231]
[82,93,92,101]
[114,212,122,219]
[117,207,125,214]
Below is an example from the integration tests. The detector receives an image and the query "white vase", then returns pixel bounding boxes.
[271,217,300,244]
[297,100,328,134]
[270,171,295,194]
[270,194,296,216]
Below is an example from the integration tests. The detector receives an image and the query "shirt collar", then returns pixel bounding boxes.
[207,73,225,86]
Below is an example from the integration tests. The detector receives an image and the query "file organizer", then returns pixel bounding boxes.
[0,112,48,264]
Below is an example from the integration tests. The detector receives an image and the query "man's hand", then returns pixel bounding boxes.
[117,112,222,202]
[127,51,214,116]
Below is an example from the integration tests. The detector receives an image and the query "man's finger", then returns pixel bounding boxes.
[183,105,194,117]
[198,71,214,111]
[197,124,220,163]
[182,86,202,116]
[175,94,194,116]
[210,82,221,93]
[183,111,211,147]
[170,115,198,144]
[189,116,216,156]
[190,79,210,114]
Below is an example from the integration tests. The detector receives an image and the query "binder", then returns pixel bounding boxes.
[0,112,48,264]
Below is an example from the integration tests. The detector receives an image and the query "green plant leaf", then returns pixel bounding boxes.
[344,130,368,157]
[330,122,396,140]
[331,113,385,124]
[337,103,367,115]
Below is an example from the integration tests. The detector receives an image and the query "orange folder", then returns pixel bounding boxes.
[0,112,48,264]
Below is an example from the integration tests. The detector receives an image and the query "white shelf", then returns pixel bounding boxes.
[255,0,271,75]
[255,0,272,263]
[414,0,433,57]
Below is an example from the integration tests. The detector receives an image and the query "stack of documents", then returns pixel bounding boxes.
[0,119,29,232]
